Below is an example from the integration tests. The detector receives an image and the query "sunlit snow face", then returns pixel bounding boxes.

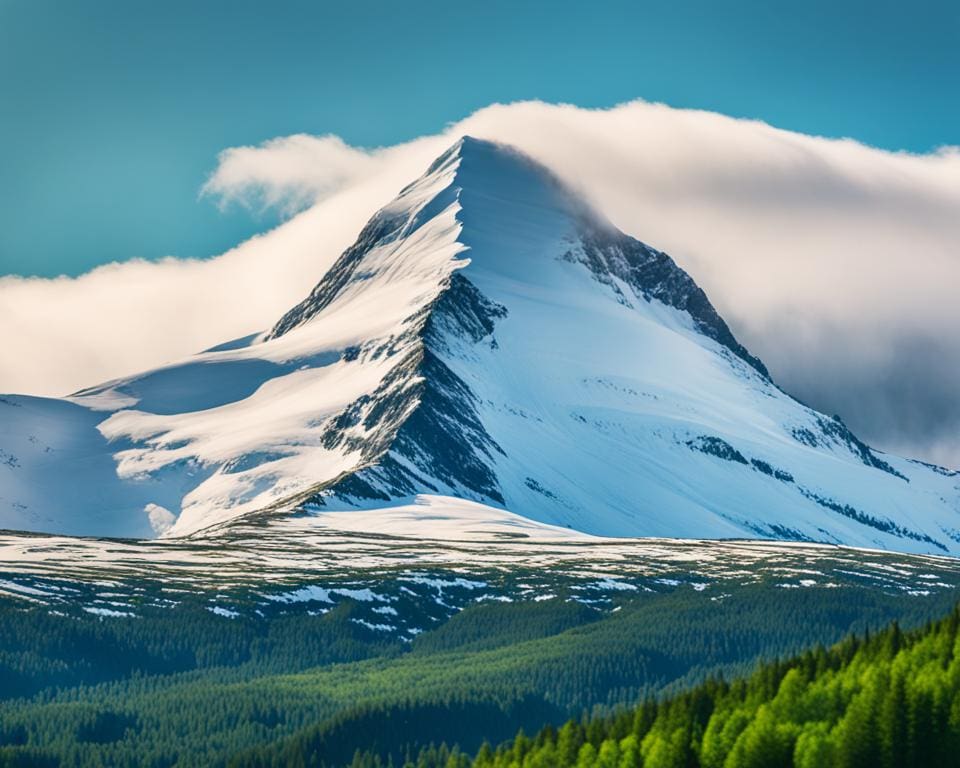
[2,101,959,466]
[2,136,959,554]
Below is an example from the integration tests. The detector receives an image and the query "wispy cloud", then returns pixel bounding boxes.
[200,133,378,216]
[3,100,959,466]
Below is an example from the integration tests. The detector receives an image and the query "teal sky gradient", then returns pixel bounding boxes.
[1,0,957,277]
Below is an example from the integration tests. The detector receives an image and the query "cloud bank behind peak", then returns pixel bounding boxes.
[4,100,959,466]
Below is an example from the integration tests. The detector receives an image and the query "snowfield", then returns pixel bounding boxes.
[0,137,958,555]
[2,495,960,623]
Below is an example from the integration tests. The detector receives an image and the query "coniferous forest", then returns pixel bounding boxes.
[239,605,960,768]
[1,581,959,767]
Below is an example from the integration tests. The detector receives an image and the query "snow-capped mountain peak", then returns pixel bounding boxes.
[1,137,957,553]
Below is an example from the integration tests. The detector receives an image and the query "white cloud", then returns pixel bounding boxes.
[0,147,425,398]
[3,100,959,465]
[145,503,175,536]
[200,133,378,215]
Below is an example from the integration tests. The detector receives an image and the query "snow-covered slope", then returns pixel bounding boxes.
[4,495,960,613]
[1,137,958,552]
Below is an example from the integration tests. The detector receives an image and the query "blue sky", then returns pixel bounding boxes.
[1,0,957,278]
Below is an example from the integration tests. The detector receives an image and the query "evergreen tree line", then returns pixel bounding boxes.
[0,600,400,700]
[342,606,960,768]
[0,584,956,766]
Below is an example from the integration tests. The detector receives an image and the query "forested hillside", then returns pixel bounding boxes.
[326,604,960,768]
[1,573,957,766]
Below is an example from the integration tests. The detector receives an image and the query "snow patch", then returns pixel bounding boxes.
[351,618,395,632]
[83,606,135,618]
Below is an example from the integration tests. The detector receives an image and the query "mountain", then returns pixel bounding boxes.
[0,137,957,552]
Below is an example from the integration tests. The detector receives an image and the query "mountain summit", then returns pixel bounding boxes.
[1,137,958,552]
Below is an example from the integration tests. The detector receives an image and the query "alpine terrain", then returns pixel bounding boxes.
[3,136,960,768]
[1,137,958,553]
